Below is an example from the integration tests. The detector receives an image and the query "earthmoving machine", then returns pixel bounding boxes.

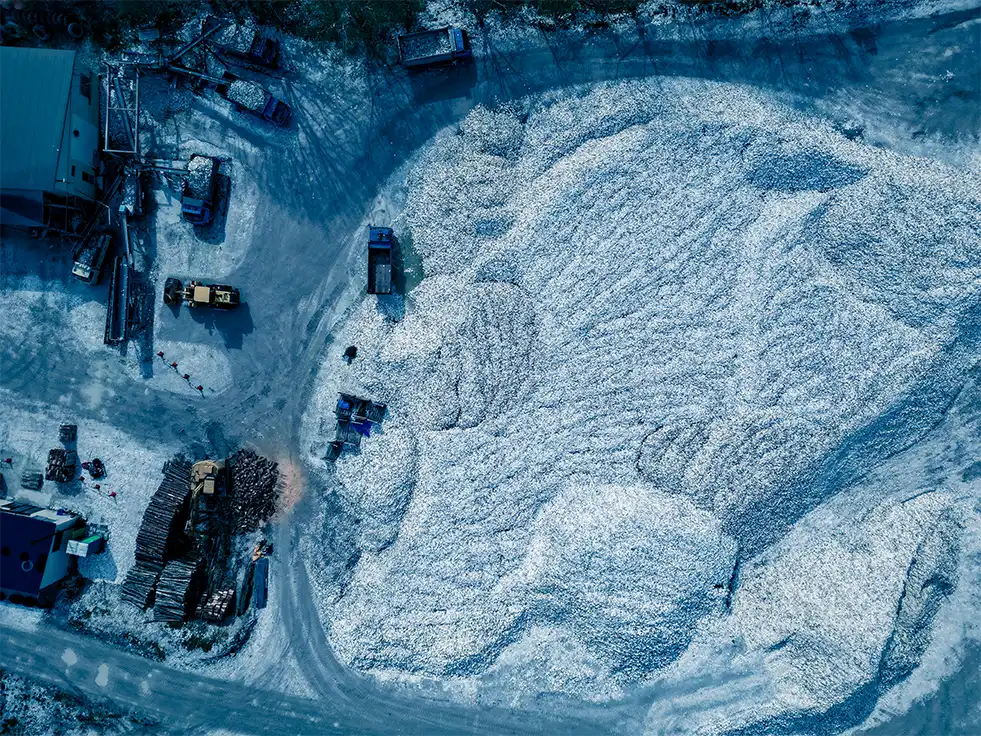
[164,278,241,310]
[71,232,112,284]
[185,459,225,536]
[191,460,225,497]
[181,155,220,225]
[397,27,472,68]
[367,226,394,295]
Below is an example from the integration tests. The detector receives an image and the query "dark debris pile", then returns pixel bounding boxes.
[227,450,280,533]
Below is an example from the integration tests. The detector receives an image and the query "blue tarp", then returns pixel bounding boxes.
[253,557,268,609]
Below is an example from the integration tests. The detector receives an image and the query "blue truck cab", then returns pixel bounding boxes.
[262,95,292,126]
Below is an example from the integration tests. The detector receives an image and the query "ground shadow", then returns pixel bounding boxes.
[188,301,255,350]
[408,59,478,105]
[193,173,232,245]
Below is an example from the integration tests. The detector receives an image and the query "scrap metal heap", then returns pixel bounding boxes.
[227,450,280,534]
[45,448,77,483]
[121,458,193,609]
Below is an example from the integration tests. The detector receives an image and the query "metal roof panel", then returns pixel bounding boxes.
[0,47,76,192]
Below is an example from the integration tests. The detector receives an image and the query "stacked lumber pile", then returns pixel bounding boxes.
[228,450,280,533]
[152,557,200,622]
[121,458,192,609]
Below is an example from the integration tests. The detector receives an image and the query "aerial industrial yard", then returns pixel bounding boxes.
[0,1,979,735]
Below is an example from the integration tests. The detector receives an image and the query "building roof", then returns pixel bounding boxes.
[0,506,56,595]
[0,47,76,193]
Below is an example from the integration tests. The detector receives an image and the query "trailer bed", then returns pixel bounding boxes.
[399,29,454,62]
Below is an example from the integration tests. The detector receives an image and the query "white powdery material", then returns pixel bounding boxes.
[727,492,961,727]
[334,428,418,552]
[510,486,736,675]
[641,510,960,736]
[318,78,981,698]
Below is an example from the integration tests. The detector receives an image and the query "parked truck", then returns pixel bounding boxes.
[397,27,472,68]
[182,155,220,225]
[164,278,240,309]
[205,17,280,69]
[367,226,394,295]
[71,232,111,284]
[220,74,291,126]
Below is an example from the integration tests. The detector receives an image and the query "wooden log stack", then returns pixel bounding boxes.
[152,557,200,622]
[121,458,192,609]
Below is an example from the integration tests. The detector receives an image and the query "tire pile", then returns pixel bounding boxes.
[227,450,280,533]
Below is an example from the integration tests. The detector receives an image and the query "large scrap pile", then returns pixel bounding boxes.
[121,458,192,609]
[227,450,279,533]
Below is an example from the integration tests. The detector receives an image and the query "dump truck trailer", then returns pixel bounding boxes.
[367,226,394,295]
[182,155,219,225]
[221,75,291,126]
[164,278,240,309]
[398,27,471,67]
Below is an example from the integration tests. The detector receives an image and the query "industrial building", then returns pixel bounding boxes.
[0,500,88,604]
[0,46,100,234]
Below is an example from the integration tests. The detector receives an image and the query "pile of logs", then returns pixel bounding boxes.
[228,450,280,533]
[152,557,199,622]
[121,458,192,609]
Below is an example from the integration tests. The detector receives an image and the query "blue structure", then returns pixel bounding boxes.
[0,500,85,603]
[253,557,269,609]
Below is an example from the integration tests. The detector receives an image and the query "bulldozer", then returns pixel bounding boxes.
[185,459,225,537]
[164,278,240,310]
[191,459,225,496]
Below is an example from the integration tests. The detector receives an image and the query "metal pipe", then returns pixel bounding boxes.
[167,20,226,65]
[112,75,136,154]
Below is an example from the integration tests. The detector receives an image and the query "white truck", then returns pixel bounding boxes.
[71,233,111,284]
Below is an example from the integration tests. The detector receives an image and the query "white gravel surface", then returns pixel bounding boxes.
[0,395,179,584]
[303,75,981,707]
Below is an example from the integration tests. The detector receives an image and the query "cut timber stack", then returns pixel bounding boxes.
[228,450,280,533]
[121,458,192,609]
[152,558,199,622]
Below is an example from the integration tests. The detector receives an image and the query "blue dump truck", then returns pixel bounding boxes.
[204,16,281,70]
[181,155,219,225]
[367,226,394,295]
[397,27,472,68]
[220,74,291,127]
